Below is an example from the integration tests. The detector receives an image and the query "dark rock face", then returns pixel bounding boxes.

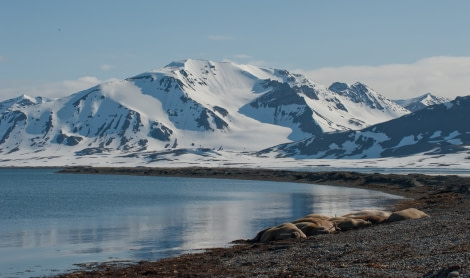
[328,82,349,93]
[240,80,323,139]
[149,122,173,141]
[75,147,114,156]
[158,77,185,92]
[55,133,83,146]
[0,111,27,145]
[329,82,384,110]
[196,109,228,131]
[252,80,306,107]
[213,106,229,117]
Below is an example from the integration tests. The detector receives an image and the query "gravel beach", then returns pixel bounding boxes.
[57,167,470,278]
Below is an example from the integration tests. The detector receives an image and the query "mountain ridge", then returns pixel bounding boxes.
[260,96,470,159]
[0,59,464,166]
[394,93,450,112]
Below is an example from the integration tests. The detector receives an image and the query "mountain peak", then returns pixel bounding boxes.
[0,94,49,113]
[9,94,35,102]
[164,58,233,71]
[164,60,186,68]
[329,81,397,111]
[394,93,450,112]
[328,82,350,92]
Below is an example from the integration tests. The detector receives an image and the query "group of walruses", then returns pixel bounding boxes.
[253,208,429,243]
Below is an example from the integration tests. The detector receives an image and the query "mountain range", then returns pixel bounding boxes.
[0,59,461,165]
[260,96,469,158]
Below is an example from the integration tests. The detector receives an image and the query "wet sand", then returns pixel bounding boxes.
[56,167,470,277]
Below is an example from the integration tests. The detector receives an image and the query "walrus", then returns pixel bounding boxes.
[329,217,372,231]
[342,209,391,218]
[257,223,307,243]
[252,227,269,242]
[328,216,349,224]
[294,220,337,236]
[342,209,392,224]
[386,208,430,222]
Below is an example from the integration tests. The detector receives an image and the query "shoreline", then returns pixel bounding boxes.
[57,167,470,277]
[58,166,470,198]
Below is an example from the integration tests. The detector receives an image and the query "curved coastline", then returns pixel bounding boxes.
[57,167,470,277]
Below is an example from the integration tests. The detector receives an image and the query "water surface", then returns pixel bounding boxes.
[0,168,402,277]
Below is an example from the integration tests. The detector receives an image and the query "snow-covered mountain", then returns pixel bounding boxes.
[0,94,51,114]
[0,59,411,162]
[260,96,470,159]
[394,93,450,112]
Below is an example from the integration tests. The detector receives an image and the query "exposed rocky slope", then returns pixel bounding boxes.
[261,96,470,158]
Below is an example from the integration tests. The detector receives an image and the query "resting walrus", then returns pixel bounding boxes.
[386,208,430,222]
[329,217,372,231]
[342,209,392,224]
[294,219,337,236]
[255,223,307,243]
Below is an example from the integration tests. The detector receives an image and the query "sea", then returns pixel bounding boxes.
[0,167,418,277]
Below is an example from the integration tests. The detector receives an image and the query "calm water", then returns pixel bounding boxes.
[0,168,403,277]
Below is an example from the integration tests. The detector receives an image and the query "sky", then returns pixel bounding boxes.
[1,0,470,102]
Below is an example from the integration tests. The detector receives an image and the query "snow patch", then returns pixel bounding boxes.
[447,138,463,145]
[430,130,442,139]
[445,130,460,140]
[396,135,418,148]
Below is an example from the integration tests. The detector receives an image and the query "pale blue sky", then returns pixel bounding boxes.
[1,0,470,101]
